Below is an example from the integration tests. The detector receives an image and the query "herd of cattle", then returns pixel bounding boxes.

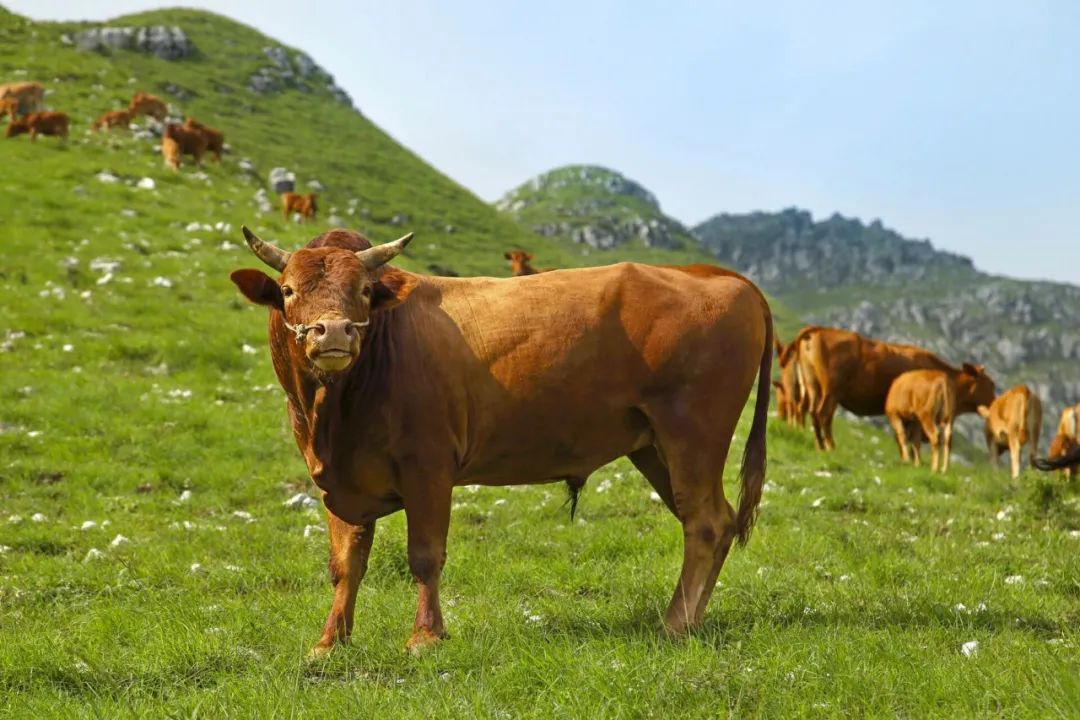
[1,80,315,221]
[506,250,1080,481]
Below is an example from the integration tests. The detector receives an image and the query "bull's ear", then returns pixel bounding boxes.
[230,269,283,310]
[977,405,991,418]
[371,267,418,311]
[772,380,783,390]
[503,251,512,261]
[962,362,979,375]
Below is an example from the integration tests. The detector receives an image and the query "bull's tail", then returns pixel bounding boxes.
[735,303,773,546]
[1035,444,1080,471]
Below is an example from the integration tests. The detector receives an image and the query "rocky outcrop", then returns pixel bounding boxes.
[247,46,355,109]
[74,26,194,60]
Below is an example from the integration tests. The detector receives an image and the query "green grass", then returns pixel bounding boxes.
[2,5,1080,718]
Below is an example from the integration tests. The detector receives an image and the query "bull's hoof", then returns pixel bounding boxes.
[404,627,446,656]
[307,636,347,662]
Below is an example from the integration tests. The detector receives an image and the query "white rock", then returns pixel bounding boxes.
[0,545,11,554]
[813,470,833,478]
[1004,575,1024,585]
[178,489,192,503]
[224,564,242,572]
[493,498,508,507]
[79,520,98,531]
[595,478,612,494]
[241,343,257,355]
[84,548,105,562]
[190,563,204,573]
[136,177,155,190]
[231,510,255,521]
[649,491,662,503]
[30,513,47,523]
[185,221,201,232]
[95,171,118,184]
[283,492,319,510]
[961,640,979,657]
[303,524,325,538]
[109,534,130,548]
[152,276,173,288]
[811,497,826,508]
[8,515,22,524]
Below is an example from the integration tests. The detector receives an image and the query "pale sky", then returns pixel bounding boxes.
[8,1,1080,285]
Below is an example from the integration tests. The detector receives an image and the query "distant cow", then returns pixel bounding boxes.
[6,111,69,141]
[0,81,44,114]
[161,122,207,169]
[92,109,131,133]
[183,117,224,162]
[978,385,1042,479]
[128,92,167,121]
[282,192,317,222]
[504,250,547,276]
[231,227,773,655]
[786,325,994,451]
[0,98,19,119]
[773,336,807,427]
[1036,405,1080,480]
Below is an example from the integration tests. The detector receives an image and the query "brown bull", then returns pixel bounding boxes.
[978,385,1042,479]
[773,335,806,427]
[1035,405,1080,480]
[231,227,773,656]
[183,117,224,162]
[504,249,547,276]
[129,92,167,121]
[6,111,69,141]
[784,326,992,450]
[161,123,207,169]
[282,192,317,222]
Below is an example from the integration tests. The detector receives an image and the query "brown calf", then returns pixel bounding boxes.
[6,111,69,141]
[504,250,547,276]
[978,385,1042,479]
[885,370,958,472]
[161,123,207,169]
[282,192,318,222]
[183,117,224,162]
[92,109,131,133]
[128,92,167,121]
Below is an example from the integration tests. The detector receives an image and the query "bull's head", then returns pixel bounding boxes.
[959,362,996,409]
[230,226,415,374]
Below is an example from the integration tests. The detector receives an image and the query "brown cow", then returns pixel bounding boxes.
[1035,405,1080,480]
[786,326,993,450]
[183,117,224,162]
[977,385,1042,479]
[92,109,131,133]
[282,192,317,222]
[128,92,167,121]
[773,335,806,427]
[0,98,19,120]
[230,226,773,656]
[504,250,547,276]
[6,111,69,141]
[161,123,207,169]
[0,81,44,114]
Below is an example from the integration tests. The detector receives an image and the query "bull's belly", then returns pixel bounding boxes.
[456,411,654,486]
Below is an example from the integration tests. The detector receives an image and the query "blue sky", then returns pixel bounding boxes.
[10,1,1080,284]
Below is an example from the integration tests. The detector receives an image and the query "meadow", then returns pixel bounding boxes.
[3,6,1080,718]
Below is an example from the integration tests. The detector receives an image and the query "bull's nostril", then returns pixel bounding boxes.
[312,323,326,336]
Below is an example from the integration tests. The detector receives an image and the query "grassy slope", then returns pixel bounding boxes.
[1,6,1079,718]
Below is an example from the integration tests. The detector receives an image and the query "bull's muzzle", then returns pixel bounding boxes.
[308,318,361,372]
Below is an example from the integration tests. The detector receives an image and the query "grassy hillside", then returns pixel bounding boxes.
[2,6,1080,718]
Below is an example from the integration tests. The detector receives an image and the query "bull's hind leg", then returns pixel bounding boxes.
[629,446,676,514]
[643,407,739,635]
[311,514,376,658]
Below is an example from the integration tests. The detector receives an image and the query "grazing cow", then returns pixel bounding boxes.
[91,109,131,133]
[773,336,806,427]
[504,250,547,276]
[183,117,224,162]
[977,385,1042,479]
[282,192,317,222]
[231,226,773,656]
[128,92,167,121]
[1035,406,1080,480]
[6,111,69,141]
[160,122,207,169]
[785,326,993,450]
[0,81,44,114]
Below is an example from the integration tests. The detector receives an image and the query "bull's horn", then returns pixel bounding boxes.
[355,232,414,271]
[241,225,290,272]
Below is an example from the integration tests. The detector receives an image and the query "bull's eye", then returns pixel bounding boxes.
[281,285,294,299]
[360,285,372,299]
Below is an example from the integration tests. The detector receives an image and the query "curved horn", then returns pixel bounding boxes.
[241,225,290,272]
[355,232,414,271]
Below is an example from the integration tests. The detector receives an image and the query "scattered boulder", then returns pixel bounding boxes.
[73,26,194,60]
[268,167,295,193]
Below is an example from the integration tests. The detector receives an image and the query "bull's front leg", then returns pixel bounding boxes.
[402,478,453,654]
[310,513,375,658]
